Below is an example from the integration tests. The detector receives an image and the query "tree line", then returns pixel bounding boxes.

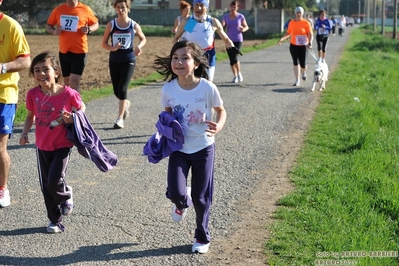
[1,0,113,27]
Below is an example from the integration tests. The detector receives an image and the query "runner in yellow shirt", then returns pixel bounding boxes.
[0,0,31,207]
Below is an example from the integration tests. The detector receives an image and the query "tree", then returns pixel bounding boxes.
[1,0,60,27]
[0,0,114,27]
[252,0,317,11]
[80,0,114,23]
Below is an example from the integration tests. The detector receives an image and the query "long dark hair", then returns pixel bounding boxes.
[154,40,209,81]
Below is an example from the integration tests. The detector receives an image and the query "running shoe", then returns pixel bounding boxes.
[293,80,300,86]
[47,222,65,233]
[302,72,307,81]
[172,186,192,222]
[232,77,238,83]
[114,118,124,129]
[0,187,10,207]
[238,73,243,82]
[172,205,187,222]
[192,238,210,253]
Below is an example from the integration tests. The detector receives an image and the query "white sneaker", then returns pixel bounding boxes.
[232,77,238,83]
[114,118,124,129]
[172,205,187,222]
[61,185,73,216]
[302,72,307,81]
[192,238,210,253]
[293,80,300,86]
[0,188,10,207]
[238,73,243,82]
[123,100,131,120]
[47,222,65,233]
[172,186,192,222]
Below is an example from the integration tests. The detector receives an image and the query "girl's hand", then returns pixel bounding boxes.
[205,121,222,136]
[19,134,29,145]
[61,110,74,124]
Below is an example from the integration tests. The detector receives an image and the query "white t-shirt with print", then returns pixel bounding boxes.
[161,78,223,154]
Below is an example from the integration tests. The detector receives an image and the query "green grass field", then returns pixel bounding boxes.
[266,27,399,265]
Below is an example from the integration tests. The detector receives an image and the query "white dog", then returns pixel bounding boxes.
[311,61,329,92]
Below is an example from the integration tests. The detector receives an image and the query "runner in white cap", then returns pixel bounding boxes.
[172,0,234,82]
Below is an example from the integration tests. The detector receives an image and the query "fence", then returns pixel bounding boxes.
[27,8,291,35]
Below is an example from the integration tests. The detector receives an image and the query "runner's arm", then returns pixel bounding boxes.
[213,18,234,48]
[172,17,189,44]
[278,33,291,45]
[171,17,179,33]
[46,23,62,35]
[239,16,249,32]
[101,22,120,51]
[134,23,147,56]
[2,56,30,73]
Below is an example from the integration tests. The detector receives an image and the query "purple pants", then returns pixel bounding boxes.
[166,143,215,244]
[37,147,72,224]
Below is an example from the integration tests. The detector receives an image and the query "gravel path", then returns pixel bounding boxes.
[0,27,352,265]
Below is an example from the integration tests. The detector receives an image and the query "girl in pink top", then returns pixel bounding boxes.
[19,51,83,234]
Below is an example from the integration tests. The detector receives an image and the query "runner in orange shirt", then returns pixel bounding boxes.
[46,0,99,95]
[278,6,313,86]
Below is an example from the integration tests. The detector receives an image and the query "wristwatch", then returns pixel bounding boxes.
[87,27,92,35]
[1,64,7,74]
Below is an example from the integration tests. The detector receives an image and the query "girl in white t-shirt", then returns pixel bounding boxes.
[154,40,227,254]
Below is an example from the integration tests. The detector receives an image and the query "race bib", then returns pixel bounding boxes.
[295,35,307,45]
[318,28,326,35]
[60,15,79,32]
[112,33,132,49]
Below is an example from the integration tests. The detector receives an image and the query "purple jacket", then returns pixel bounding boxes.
[66,110,118,172]
[143,111,184,164]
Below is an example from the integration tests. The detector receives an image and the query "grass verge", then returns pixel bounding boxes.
[266,27,399,265]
